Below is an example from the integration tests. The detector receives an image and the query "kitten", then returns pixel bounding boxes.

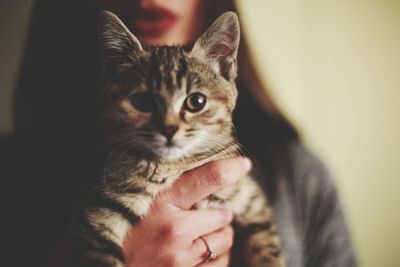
[71,11,284,267]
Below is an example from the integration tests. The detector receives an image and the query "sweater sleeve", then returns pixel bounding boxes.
[275,144,358,267]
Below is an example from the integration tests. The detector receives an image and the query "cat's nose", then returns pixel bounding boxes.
[160,125,179,141]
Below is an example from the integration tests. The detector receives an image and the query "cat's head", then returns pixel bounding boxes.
[99,11,240,160]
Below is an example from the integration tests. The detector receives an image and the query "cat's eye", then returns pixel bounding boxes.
[184,93,207,113]
[130,92,157,113]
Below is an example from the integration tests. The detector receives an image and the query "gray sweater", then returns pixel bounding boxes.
[275,144,358,267]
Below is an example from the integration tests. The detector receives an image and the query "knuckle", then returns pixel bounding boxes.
[151,200,164,212]
[157,222,182,244]
[163,255,177,267]
[164,253,184,267]
[206,163,227,187]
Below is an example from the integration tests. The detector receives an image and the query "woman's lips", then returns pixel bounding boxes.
[132,6,177,37]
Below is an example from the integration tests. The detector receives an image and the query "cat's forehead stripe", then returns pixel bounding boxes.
[147,46,188,92]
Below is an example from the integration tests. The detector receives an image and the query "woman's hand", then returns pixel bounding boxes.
[123,157,251,267]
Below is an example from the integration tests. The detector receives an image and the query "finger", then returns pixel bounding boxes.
[161,157,251,209]
[191,225,234,266]
[196,252,231,267]
[182,209,233,239]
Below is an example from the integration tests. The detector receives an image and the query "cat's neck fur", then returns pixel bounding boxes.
[99,135,238,197]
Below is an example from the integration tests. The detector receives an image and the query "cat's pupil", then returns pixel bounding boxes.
[131,92,157,113]
[184,93,207,113]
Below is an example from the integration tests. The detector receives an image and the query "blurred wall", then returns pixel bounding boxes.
[0,0,32,134]
[237,1,400,267]
[1,0,399,266]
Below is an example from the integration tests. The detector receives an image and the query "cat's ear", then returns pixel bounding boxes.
[191,12,240,81]
[98,11,143,64]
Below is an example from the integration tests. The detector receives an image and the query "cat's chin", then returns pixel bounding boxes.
[153,145,188,160]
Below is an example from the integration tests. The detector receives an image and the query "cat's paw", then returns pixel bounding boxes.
[244,230,285,267]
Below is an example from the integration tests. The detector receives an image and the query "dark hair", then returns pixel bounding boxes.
[13,0,299,264]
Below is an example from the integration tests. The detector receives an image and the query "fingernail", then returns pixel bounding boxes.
[243,157,252,172]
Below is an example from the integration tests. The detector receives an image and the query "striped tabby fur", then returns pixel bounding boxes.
[71,11,284,267]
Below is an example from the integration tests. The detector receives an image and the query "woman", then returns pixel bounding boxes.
[11,0,358,266]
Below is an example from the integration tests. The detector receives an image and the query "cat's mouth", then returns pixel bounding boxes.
[154,143,185,160]
[165,139,178,148]
[144,134,185,159]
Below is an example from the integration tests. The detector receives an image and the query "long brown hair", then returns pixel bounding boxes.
[12,0,299,264]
